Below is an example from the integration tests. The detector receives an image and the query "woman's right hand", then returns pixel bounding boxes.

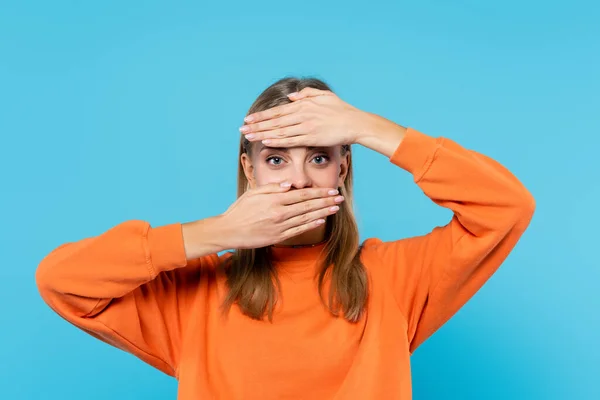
[219,182,345,249]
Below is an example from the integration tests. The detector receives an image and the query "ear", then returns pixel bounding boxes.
[337,151,350,188]
[240,153,257,189]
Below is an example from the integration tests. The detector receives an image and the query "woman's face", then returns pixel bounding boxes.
[241,143,349,190]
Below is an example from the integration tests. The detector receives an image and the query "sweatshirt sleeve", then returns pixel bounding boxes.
[35,219,212,377]
[368,127,536,354]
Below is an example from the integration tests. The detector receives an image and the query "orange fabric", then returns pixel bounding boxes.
[36,128,535,399]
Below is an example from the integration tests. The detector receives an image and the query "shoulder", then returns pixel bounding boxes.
[359,236,414,274]
[358,237,390,269]
[360,236,409,256]
[361,237,383,250]
[361,231,434,258]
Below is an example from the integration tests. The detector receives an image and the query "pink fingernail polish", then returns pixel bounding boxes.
[328,189,338,195]
[262,139,271,145]
[240,126,250,133]
[244,116,254,123]
[245,134,255,140]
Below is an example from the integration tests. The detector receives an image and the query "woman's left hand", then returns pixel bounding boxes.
[240,88,370,148]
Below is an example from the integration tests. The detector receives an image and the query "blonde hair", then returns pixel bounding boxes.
[221,77,368,323]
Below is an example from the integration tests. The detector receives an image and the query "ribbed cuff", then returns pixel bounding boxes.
[147,222,188,276]
[389,127,442,182]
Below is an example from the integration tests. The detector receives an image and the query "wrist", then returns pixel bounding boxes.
[355,112,407,158]
[181,216,230,259]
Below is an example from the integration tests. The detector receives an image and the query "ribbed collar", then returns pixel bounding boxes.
[269,241,328,263]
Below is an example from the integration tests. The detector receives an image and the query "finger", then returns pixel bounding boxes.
[284,196,345,219]
[240,114,303,135]
[288,87,333,100]
[260,136,309,148]
[279,187,340,205]
[280,218,326,241]
[244,101,301,124]
[253,181,293,194]
[280,206,339,239]
[244,124,305,143]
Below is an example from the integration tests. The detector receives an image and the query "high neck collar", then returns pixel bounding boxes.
[269,240,328,262]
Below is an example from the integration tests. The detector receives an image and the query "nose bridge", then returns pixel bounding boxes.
[290,160,311,188]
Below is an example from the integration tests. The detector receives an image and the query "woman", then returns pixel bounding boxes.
[36,77,535,399]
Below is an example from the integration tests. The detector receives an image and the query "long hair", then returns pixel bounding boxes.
[221,77,368,323]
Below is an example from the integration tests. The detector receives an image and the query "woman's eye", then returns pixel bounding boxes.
[267,156,283,165]
[312,155,329,164]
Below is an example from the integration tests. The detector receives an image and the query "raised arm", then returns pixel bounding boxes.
[364,127,536,353]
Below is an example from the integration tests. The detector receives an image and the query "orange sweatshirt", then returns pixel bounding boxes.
[36,128,535,399]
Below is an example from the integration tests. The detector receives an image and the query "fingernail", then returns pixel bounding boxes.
[244,116,254,123]
[239,126,250,133]
[334,196,344,203]
[330,206,340,212]
[316,219,325,225]
[262,139,271,145]
[245,134,255,140]
[280,182,291,188]
[288,92,298,98]
[328,189,338,195]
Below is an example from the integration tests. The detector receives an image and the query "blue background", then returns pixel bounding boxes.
[1,1,598,399]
